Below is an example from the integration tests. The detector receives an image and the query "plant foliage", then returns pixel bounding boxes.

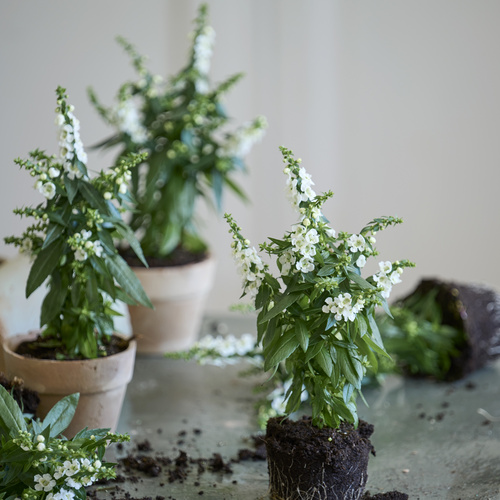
[88,4,267,259]
[5,87,153,359]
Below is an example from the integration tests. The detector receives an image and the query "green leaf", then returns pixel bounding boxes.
[263,328,300,371]
[258,292,300,324]
[315,349,333,377]
[42,393,80,438]
[317,265,337,277]
[346,266,375,290]
[79,181,110,215]
[0,385,27,437]
[337,348,363,389]
[368,314,388,355]
[113,222,148,267]
[42,223,65,250]
[40,271,68,326]
[106,254,153,308]
[64,173,79,203]
[26,238,65,297]
[295,319,309,352]
[305,339,325,363]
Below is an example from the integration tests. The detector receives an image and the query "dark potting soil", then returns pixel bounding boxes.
[265,416,376,500]
[0,372,40,414]
[14,333,130,361]
[119,246,208,268]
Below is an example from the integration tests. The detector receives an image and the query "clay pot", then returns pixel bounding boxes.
[2,333,135,437]
[265,417,374,500]
[128,254,216,354]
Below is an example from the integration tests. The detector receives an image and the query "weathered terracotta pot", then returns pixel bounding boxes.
[129,254,216,354]
[2,333,135,437]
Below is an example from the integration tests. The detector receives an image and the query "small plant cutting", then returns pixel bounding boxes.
[0,386,129,499]
[2,87,152,434]
[224,146,414,499]
[87,3,266,353]
[88,3,267,262]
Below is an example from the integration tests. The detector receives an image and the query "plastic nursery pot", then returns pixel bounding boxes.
[265,416,375,500]
[128,253,216,354]
[2,332,136,438]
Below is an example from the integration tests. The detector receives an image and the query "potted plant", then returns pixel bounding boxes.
[224,146,414,499]
[87,3,267,353]
[2,86,153,436]
[0,385,129,499]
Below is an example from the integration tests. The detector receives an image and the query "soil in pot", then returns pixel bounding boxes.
[120,245,208,268]
[265,416,375,500]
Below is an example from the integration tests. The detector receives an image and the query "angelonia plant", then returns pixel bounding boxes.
[225,146,414,428]
[88,3,267,259]
[0,386,129,499]
[4,87,152,359]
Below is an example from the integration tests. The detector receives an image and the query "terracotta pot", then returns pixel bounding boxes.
[265,417,374,500]
[129,254,216,354]
[2,333,135,437]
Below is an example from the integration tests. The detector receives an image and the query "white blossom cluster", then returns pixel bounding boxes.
[13,432,104,499]
[69,229,104,262]
[223,116,268,158]
[345,233,377,269]
[373,260,403,299]
[191,333,258,366]
[113,99,149,144]
[322,292,365,322]
[193,25,215,75]
[56,103,88,180]
[284,163,316,209]
[231,239,266,299]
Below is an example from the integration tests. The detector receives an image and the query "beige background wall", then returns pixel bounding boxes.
[1,1,499,318]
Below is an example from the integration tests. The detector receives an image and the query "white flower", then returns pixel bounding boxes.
[36,442,46,452]
[48,167,61,178]
[38,181,56,200]
[65,476,82,489]
[53,489,75,500]
[378,261,392,275]
[356,255,366,268]
[323,293,360,322]
[322,297,335,314]
[347,234,365,253]
[81,230,92,240]
[390,269,403,285]
[296,256,315,273]
[63,459,80,477]
[94,459,102,469]
[93,240,104,258]
[34,473,56,492]
[74,248,88,262]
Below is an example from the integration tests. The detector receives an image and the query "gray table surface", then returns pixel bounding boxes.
[89,315,500,499]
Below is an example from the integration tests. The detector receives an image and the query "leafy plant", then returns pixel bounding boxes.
[88,3,267,260]
[377,287,466,380]
[0,385,128,499]
[225,146,414,428]
[4,87,153,359]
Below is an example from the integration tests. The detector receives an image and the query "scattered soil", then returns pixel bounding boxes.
[120,246,208,268]
[14,333,130,361]
[89,424,408,500]
[0,372,39,414]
